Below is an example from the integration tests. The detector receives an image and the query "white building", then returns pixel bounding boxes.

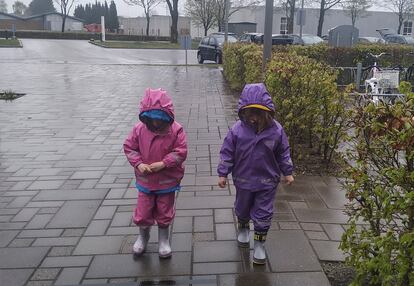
[229,6,414,37]
[119,15,191,37]
[0,12,83,31]
[31,13,84,32]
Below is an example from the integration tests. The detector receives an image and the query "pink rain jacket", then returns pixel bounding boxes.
[123,88,187,191]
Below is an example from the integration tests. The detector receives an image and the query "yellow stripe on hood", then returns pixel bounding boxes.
[242,104,271,112]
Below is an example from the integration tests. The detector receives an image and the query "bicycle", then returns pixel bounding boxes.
[363,53,405,105]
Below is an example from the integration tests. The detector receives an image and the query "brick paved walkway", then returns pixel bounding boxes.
[1,46,347,285]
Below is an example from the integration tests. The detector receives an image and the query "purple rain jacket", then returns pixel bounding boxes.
[217,83,293,192]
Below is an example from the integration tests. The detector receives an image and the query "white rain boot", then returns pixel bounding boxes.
[253,232,267,265]
[133,226,150,255]
[237,222,250,247]
[158,226,172,258]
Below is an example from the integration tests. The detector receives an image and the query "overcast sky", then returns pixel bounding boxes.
[2,0,176,17]
[2,0,387,18]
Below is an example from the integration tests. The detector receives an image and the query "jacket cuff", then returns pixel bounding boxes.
[217,172,228,177]
[162,158,173,168]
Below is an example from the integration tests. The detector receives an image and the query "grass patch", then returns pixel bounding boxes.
[90,40,199,50]
[0,38,22,48]
[0,90,25,101]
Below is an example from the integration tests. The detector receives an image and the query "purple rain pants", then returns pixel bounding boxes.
[234,188,277,232]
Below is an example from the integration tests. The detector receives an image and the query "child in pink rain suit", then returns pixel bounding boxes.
[124,88,187,258]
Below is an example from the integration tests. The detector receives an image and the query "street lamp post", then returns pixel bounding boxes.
[224,0,229,42]
[262,0,274,68]
[299,0,304,39]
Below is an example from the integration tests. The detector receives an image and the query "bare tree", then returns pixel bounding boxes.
[315,0,343,36]
[54,0,75,32]
[124,0,161,36]
[278,0,298,34]
[166,0,179,42]
[0,0,8,13]
[341,0,371,27]
[185,0,217,36]
[13,1,28,15]
[216,0,262,32]
[381,0,414,34]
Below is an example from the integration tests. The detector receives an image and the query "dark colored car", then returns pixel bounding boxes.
[290,34,324,45]
[239,33,263,44]
[271,34,294,45]
[250,34,293,45]
[197,33,238,64]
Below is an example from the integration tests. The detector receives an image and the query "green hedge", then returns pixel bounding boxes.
[341,85,414,286]
[223,43,414,90]
[273,43,414,67]
[264,52,349,164]
[0,30,170,41]
[222,43,262,90]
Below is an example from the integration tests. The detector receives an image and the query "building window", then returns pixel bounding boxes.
[403,21,412,35]
[280,17,288,34]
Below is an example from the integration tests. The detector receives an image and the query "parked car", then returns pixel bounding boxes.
[290,34,324,45]
[377,28,414,45]
[358,36,385,44]
[197,33,238,64]
[239,32,263,44]
[271,34,294,45]
[385,34,414,45]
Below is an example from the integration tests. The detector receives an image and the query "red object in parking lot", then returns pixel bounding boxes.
[84,24,101,33]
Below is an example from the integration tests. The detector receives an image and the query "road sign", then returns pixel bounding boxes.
[296,9,306,26]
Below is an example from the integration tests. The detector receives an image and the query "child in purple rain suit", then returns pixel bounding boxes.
[217,83,294,265]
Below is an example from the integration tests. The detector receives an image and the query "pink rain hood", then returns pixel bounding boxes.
[124,88,188,191]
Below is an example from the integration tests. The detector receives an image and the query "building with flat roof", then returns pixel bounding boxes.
[229,6,414,37]
[0,12,84,31]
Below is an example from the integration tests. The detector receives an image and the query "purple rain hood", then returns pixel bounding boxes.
[217,83,293,191]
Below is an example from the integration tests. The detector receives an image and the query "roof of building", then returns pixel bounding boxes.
[0,12,26,20]
[25,12,84,22]
[0,12,83,22]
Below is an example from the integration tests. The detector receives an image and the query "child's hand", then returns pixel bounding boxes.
[283,175,294,185]
[218,177,227,188]
[137,163,152,174]
[150,161,166,172]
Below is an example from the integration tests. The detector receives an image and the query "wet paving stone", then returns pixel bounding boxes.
[215,223,237,240]
[55,267,86,285]
[86,253,192,278]
[0,269,34,286]
[266,230,322,272]
[0,230,19,247]
[193,241,240,263]
[31,268,60,280]
[33,189,108,201]
[0,247,49,268]
[293,208,348,224]
[218,272,330,286]
[47,200,101,228]
[310,240,346,261]
[41,256,93,268]
[73,236,124,255]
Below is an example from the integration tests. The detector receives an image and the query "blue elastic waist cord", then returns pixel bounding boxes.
[135,183,180,195]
